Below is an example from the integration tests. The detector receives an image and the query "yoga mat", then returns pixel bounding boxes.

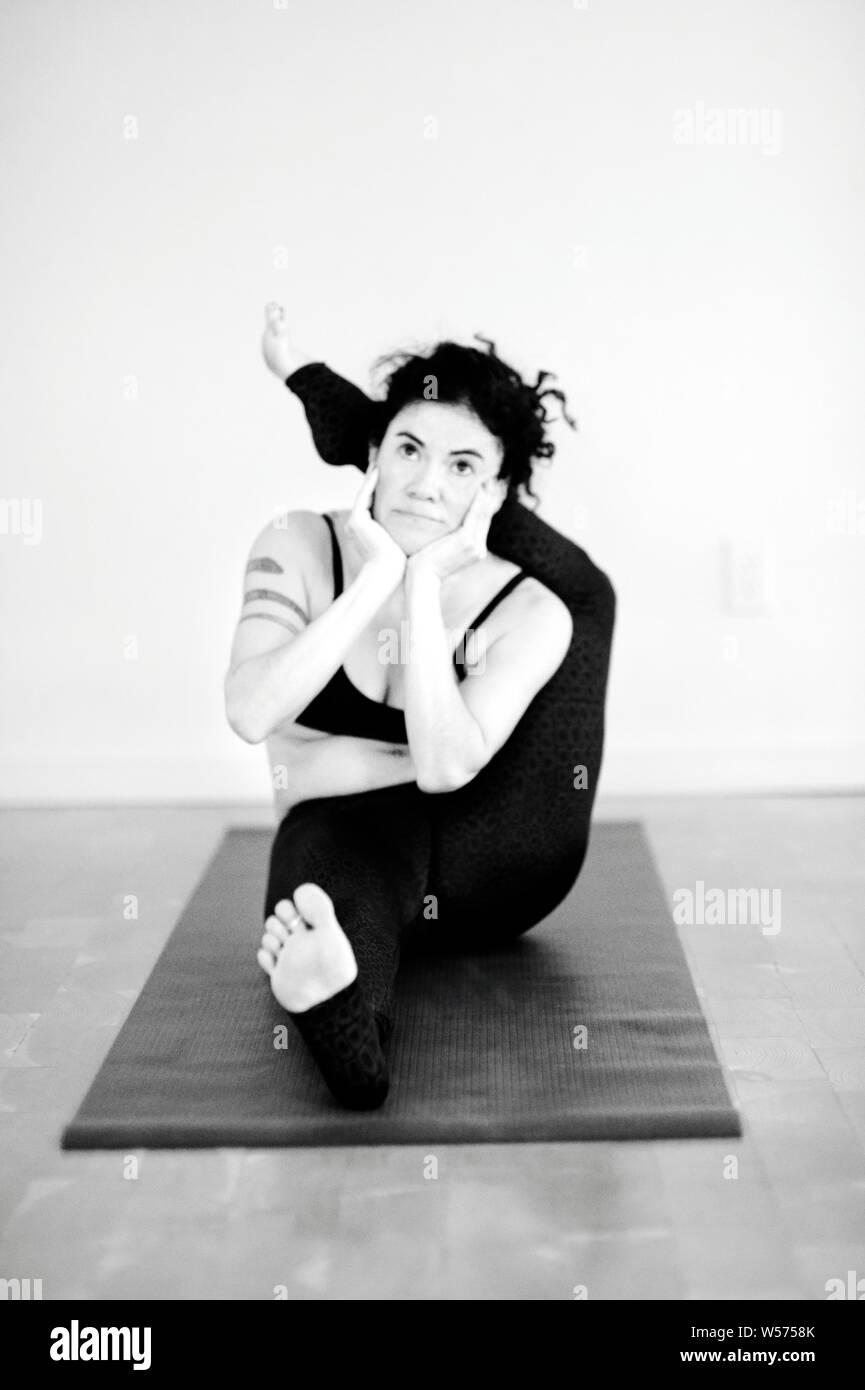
[62,822,741,1147]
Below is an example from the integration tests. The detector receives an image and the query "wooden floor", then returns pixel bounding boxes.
[1,796,863,1301]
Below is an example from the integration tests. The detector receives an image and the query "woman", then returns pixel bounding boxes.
[224,309,576,1111]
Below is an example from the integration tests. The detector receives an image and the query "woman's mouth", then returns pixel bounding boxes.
[393,509,443,524]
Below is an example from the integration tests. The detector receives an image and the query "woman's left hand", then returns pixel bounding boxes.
[406,481,501,583]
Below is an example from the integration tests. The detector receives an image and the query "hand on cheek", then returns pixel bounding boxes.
[408,479,502,581]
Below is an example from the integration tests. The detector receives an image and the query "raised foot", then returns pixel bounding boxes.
[262,301,302,380]
[258,882,358,1014]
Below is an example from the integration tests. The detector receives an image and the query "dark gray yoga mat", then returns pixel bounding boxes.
[62,821,741,1147]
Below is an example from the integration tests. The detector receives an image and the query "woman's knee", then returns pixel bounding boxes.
[424,835,589,947]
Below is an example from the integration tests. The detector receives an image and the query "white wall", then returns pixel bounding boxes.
[1,0,863,803]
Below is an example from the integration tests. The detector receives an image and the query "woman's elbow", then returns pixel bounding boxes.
[226,706,265,745]
[224,681,266,745]
[416,762,479,794]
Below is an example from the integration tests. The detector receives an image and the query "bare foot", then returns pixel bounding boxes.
[257,882,358,1013]
[261,302,309,380]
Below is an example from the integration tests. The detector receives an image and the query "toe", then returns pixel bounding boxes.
[256,947,275,976]
[293,881,335,927]
[264,913,289,944]
[261,931,282,955]
[274,899,301,930]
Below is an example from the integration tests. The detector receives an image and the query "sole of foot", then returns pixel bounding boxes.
[257,882,358,1014]
[262,301,298,379]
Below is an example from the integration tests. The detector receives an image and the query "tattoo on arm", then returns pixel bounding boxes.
[242,589,310,625]
[246,556,284,575]
[238,612,303,636]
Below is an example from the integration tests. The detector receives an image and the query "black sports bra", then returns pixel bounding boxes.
[293,513,528,744]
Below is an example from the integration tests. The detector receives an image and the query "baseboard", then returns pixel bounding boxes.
[0,744,863,805]
[599,743,865,796]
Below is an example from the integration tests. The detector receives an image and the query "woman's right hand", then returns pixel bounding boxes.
[344,467,406,586]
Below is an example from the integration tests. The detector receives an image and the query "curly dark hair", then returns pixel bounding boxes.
[366,334,577,504]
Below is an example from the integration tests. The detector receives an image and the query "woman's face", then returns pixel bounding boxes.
[369,400,507,554]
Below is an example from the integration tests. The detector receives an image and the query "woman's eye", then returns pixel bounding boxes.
[453,460,474,475]
[398,442,417,458]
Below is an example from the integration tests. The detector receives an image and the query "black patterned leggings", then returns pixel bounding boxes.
[263,781,552,1040]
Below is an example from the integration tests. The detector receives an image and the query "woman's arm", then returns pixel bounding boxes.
[225,471,405,745]
[272,733,417,807]
[402,491,573,793]
[404,570,571,793]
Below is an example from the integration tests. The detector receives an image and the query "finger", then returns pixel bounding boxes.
[468,488,497,551]
[460,486,487,526]
[351,466,379,517]
[480,478,501,512]
[462,485,493,537]
[479,480,501,526]
[360,464,379,501]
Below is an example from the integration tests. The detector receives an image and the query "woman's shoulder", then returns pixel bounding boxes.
[479,555,571,643]
[520,573,571,617]
[503,569,573,646]
[486,553,566,616]
[244,510,333,583]
[249,508,329,552]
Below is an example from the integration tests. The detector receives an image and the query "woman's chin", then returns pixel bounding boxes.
[392,535,429,558]
[385,512,447,554]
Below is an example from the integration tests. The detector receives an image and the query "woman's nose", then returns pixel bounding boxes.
[408,459,442,498]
